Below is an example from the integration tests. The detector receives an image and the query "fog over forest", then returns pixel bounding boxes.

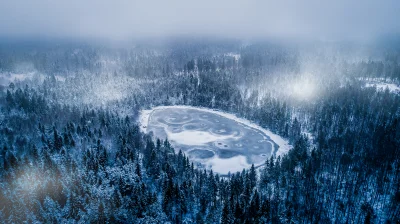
[0,1,399,223]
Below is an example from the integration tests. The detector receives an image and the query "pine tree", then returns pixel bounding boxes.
[98,202,106,223]
[136,162,142,180]
[249,164,257,190]
[53,127,63,151]
[221,201,232,224]
[6,90,14,107]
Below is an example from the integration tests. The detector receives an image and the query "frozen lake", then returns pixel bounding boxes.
[140,106,290,174]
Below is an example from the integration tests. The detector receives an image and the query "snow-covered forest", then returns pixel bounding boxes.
[0,38,399,223]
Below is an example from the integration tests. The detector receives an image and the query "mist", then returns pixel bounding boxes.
[0,0,399,41]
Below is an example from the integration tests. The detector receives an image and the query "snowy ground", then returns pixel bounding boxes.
[0,72,66,87]
[139,106,291,174]
[0,72,42,86]
[359,78,400,93]
[224,52,241,61]
[365,82,400,93]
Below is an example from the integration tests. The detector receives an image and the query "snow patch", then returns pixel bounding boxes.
[0,72,45,85]
[224,52,241,61]
[365,82,400,93]
[359,77,400,93]
[204,155,248,174]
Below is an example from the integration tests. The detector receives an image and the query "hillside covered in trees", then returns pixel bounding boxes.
[0,39,399,223]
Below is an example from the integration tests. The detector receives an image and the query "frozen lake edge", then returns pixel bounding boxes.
[139,105,291,174]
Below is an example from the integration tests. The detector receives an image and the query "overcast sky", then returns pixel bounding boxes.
[0,0,399,41]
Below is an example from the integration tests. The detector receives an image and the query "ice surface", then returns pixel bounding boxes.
[139,106,291,174]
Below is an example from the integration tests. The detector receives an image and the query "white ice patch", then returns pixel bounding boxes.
[167,130,237,146]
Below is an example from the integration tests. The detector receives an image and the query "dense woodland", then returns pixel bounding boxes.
[0,39,399,223]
